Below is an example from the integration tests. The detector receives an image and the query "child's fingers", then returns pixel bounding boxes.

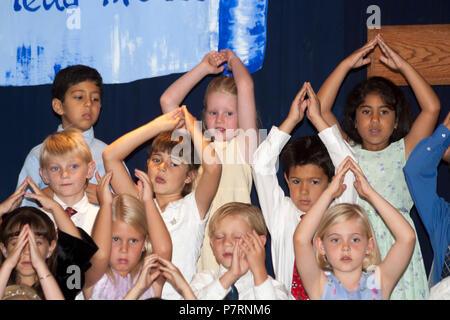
[26,177,42,194]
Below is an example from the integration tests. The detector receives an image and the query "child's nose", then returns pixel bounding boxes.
[158,162,167,171]
[23,243,31,255]
[120,242,128,253]
[370,113,380,122]
[299,183,309,194]
[61,169,70,178]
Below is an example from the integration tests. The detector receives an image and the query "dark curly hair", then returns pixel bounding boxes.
[280,135,334,182]
[342,76,412,145]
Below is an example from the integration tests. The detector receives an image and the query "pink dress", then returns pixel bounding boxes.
[89,268,155,300]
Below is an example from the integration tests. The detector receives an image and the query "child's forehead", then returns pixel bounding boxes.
[215,214,251,233]
[288,163,327,178]
[67,80,101,93]
[44,154,87,166]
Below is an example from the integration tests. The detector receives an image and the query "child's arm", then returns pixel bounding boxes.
[349,158,416,300]
[404,111,450,245]
[376,35,441,158]
[317,38,378,139]
[82,172,114,298]
[27,227,64,300]
[181,106,222,219]
[103,108,184,198]
[0,179,28,220]
[306,83,358,205]
[293,159,350,300]
[160,51,226,113]
[135,169,172,296]
[158,256,197,300]
[25,177,81,239]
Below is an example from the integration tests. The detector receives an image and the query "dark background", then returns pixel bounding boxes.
[2,0,449,277]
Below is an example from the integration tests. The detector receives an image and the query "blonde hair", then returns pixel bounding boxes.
[315,203,381,272]
[208,202,267,238]
[204,75,237,107]
[108,194,151,280]
[39,128,93,168]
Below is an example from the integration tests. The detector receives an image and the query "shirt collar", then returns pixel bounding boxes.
[53,192,89,212]
[57,124,95,146]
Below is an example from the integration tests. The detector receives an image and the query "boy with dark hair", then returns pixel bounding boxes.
[252,82,357,300]
[17,65,109,207]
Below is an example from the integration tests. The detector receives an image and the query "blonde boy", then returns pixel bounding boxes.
[38,129,98,235]
[189,202,290,300]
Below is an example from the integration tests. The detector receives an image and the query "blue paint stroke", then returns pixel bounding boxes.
[218,0,267,75]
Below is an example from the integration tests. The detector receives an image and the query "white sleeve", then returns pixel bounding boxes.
[253,277,292,300]
[252,126,293,236]
[318,125,358,205]
[189,270,228,300]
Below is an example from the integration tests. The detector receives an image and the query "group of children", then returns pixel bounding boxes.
[0,34,448,300]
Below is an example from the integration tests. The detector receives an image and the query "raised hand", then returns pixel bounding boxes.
[0,179,28,216]
[180,105,198,134]
[289,82,309,123]
[158,256,197,299]
[239,230,267,285]
[27,226,52,272]
[1,224,29,272]
[201,51,227,74]
[219,49,238,72]
[343,37,377,70]
[25,177,63,214]
[95,171,114,207]
[348,157,375,200]
[135,169,153,203]
[153,107,185,132]
[85,182,99,205]
[326,156,352,200]
[229,239,249,280]
[376,34,407,72]
[133,254,161,293]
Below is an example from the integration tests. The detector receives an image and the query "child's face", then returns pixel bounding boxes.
[316,217,374,274]
[355,93,397,151]
[147,151,192,197]
[2,227,56,281]
[284,164,329,213]
[52,81,101,132]
[40,155,95,205]
[209,214,265,269]
[110,219,146,277]
[204,91,239,141]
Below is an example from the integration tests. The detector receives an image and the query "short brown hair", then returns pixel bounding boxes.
[208,202,267,238]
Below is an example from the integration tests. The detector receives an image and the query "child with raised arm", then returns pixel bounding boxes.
[38,129,98,235]
[404,111,450,291]
[102,106,221,299]
[17,65,111,207]
[294,157,416,300]
[82,171,172,300]
[317,34,440,299]
[189,202,290,300]
[252,82,357,299]
[0,177,98,300]
[160,49,257,272]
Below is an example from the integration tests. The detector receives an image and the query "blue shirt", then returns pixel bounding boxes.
[404,124,450,285]
[17,125,108,208]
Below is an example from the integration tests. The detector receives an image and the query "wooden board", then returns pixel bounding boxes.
[367,25,450,86]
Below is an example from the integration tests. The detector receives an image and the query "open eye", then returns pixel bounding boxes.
[311,179,320,185]
[208,111,217,116]
[291,179,300,185]
[112,237,120,242]
[226,111,233,116]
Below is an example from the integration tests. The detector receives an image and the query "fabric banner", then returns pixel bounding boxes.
[1,0,267,86]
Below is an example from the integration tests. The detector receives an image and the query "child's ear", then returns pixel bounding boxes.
[184,170,196,185]
[315,237,326,256]
[0,242,8,258]
[366,237,375,255]
[47,240,57,258]
[283,172,289,185]
[39,168,50,185]
[86,161,96,180]
[52,98,64,116]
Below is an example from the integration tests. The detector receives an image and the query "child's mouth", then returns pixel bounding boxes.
[155,177,166,184]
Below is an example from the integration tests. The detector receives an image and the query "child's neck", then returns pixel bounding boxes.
[17,273,37,287]
[56,191,85,207]
[154,193,183,212]
[333,268,363,291]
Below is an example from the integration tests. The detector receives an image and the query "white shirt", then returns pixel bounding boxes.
[155,192,209,300]
[252,125,357,297]
[190,265,291,300]
[44,193,99,235]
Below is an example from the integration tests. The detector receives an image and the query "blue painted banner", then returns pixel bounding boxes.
[1,0,267,86]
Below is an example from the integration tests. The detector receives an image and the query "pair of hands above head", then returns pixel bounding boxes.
[344,34,407,72]
[0,176,64,218]
[201,49,239,74]
[326,156,375,202]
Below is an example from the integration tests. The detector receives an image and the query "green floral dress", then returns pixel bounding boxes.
[353,138,429,300]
